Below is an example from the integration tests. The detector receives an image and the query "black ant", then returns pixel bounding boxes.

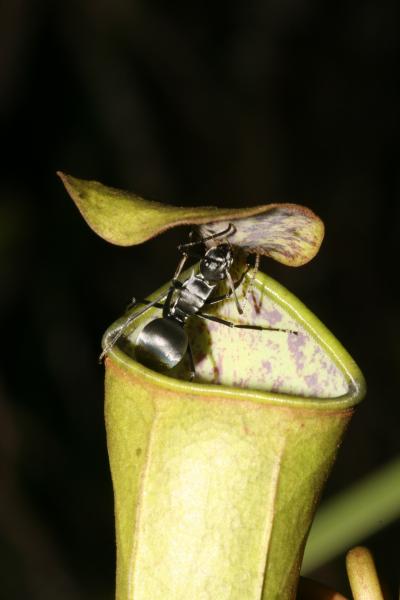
[100,225,294,379]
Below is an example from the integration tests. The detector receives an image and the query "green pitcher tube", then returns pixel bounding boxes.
[103,270,366,600]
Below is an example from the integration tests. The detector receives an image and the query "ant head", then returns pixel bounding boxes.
[200,243,233,281]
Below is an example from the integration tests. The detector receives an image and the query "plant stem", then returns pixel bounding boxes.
[346,546,384,600]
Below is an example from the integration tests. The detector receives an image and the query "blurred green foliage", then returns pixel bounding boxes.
[303,457,400,573]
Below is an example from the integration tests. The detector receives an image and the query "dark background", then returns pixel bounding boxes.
[0,1,398,598]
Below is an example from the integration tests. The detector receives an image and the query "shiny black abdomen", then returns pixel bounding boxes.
[135,318,188,369]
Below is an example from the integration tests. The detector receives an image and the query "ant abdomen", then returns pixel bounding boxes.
[135,318,188,370]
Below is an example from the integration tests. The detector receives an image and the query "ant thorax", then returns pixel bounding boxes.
[170,274,216,322]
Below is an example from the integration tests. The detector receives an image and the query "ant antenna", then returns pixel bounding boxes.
[225,269,243,315]
[178,223,236,251]
[202,222,236,242]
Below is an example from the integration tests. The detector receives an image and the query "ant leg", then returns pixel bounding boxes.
[129,298,165,310]
[99,291,167,362]
[127,287,180,311]
[225,269,243,315]
[195,312,297,335]
[242,253,260,310]
[126,297,165,311]
[173,235,202,281]
[186,342,196,381]
[253,253,261,280]
[173,230,201,282]
[173,252,189,282]
[204,264,250,305]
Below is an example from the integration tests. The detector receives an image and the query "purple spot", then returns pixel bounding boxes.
[311,346,323,360]
[260,308,283,326]
[328,362,340,377]
[304,373,323,396]
[288,332,306,371]
[271,376,285,391]
[262,360,272,374]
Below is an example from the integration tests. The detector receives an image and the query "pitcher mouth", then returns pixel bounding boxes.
[102,270,366,413]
